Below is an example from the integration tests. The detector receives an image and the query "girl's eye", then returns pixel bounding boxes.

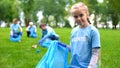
[74,16,78,18]
[79,14,84,17]
[73,14,84,19]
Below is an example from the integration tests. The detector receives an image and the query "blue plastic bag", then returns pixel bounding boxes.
[38,38,53,48]
[10,32,22,42]
[30,32,37,38]
[36,41,68,68]
[10,35,21,42]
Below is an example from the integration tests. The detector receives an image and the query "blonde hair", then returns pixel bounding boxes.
[70,2,89,16]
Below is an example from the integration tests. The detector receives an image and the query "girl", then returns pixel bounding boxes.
[69,2,101,68]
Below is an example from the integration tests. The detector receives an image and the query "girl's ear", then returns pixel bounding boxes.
[86,11,89,16]
[87,13,89,17]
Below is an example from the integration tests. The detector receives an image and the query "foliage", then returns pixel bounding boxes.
[0,0,19,22]
[106,0,120,29]
[1,0,120,29]
[34,0,69,27]
[111,13,119,29]
[19,0,37,26]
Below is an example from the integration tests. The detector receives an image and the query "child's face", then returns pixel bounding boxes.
[30,25,33,27]
[72,9,89,27]
[41,26,46,30]
[13,20,18,24]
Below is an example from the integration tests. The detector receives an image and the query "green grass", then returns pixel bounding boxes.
[100,29,120,68]
[0,28,120,68]
[0,28,71,68]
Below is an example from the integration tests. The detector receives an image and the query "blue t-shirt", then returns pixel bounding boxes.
[41,26,57,38]
[40,26,58,44]
[10,23,21,33]
[42,30,48,38]
[70,25,100,68]
[27,25,37,33]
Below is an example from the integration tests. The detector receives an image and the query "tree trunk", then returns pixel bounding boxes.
[94,15,98,28]
[25,18,29,27]
[115,25,117,29]
[111,13,119,29]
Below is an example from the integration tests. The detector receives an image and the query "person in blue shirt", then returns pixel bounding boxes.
[38,23,59,47]
[10,18,22,42]
[68,2,101,68]
[26,22,37,38]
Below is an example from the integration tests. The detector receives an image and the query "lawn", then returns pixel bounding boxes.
[100,29,120,68]
[0,28,120,68]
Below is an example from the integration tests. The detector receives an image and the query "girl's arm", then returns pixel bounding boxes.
[88,48,100,68]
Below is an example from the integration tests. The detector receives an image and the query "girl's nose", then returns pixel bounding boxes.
[77,16,81,20]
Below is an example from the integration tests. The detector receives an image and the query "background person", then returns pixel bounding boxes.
[38,23,59,47]
[26,22,37,38]
[10,18,22,42]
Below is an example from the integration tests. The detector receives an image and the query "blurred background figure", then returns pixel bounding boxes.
[38,23,59,47]
[10,18,22,42]
[39,23,59,40]
[26,22,37,38]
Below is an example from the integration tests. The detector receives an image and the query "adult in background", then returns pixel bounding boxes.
[26,22,37,38]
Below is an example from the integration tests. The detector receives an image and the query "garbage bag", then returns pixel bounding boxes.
[10,32,22,42]
[38,38,53,48]
[30,32,37,38]
[10,35,21,42]
[36,41,68,68]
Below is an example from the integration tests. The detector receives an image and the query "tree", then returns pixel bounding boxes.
[108,0,120,29]
[0,0,19,23]
[111,13,119,29]
[99,1,109,29]
[19,0,35,26]
[34,0,69,27]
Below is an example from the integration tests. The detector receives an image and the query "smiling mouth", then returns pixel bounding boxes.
[76,21,84,26]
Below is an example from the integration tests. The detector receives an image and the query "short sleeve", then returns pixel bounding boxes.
[47,27,55,35]
[91,29,101,48]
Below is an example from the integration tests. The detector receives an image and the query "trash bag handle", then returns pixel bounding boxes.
[58,42,67,48]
